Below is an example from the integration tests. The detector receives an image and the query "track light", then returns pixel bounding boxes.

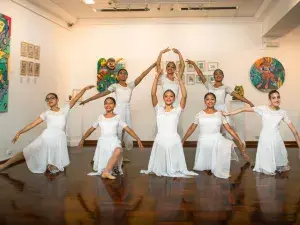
[82,0,95,4]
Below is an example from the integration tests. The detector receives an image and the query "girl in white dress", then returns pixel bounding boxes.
[0,85,95,174]
[182,92,250,179]
[224,90,300,175]
[79,97,143,179]
[140,69,198,177]
[81,63,156,161]
[156,48,185,136]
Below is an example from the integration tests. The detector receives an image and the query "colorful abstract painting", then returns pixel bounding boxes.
[250,57,285,92]
[97,57,125,93]
[0,14,11,112]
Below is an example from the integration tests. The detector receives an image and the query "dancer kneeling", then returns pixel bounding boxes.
[140,69,198,177]
[79,97,143,179]
[182,92,250,179]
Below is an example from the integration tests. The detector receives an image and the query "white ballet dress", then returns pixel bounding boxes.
[88,114,128,176]
[23,104,70,173]
[108,82,135,150]
[141,105,198,177]
[204,81,239,139]
[161,74,183,136]
[252,105,291,175]
[193,111,238,179]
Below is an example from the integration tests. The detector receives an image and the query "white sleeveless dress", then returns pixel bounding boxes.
[252,105,291,175]
[141,105,198,177]
[108,82,135,150]
[193,111,238,179]
[88,114,128,176]
[23,104,70,173]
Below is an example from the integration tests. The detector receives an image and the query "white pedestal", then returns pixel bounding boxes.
[66,101,83,147]
[229,100,245,142]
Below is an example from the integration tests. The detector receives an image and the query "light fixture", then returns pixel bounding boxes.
[82,0,95,4]
[157,4,161,10]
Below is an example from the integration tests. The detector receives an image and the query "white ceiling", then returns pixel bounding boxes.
[28,0,267,19]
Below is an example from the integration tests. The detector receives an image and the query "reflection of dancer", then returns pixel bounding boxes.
[79,97,143,179]
[0,85,94,173]
[140,69,197,177]
[187,60,254,148]
[156,47,185,136]
[81,63,156,162]
[224,90,300,175]
[182,93,250,179]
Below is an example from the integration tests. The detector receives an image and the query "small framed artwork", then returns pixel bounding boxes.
[72,89,83,101]
[27,62,34,76]
[20,60,27,76]
[186,62,195,72]
[28,44,34,58]
[208,75,215,83]
[208,62,218,71]
[197,61,206,71]
[186,74,195,85]
[34,45,40,60]
[34,63,40,77]
[196,75,202,83]
[21,42,28,57]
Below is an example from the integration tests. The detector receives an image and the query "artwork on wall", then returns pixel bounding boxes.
[186,74,195,85]
[20,60,27,76]
[97,57,125,93]
[21,42,28,57]
[34,63,40,77]
[27,62,34,76]
[186,62,195,72]
[196,75,202,83]
[0,14,11,112]
[28,44,34,58]
[250,57,285,92]
[34,45,40,60]
[197,61,206,71]
[208,62,218,71]
[207,75,215,83]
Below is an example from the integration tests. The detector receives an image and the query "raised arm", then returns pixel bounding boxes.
[231,92,254,107]
[156,47,170,72]
[134,62,156,86]
[287,123,300,148]
[172,48,185,78]
[80,89,111,106]
[186,59,207,83]
[12,117,44,143]
[175,72,187,109]
[182,123,198,144]
[70,85,95,108]
[78,126,96,147]
[123,127,144,150]
[151,69,163,107]
[223,107,254,116]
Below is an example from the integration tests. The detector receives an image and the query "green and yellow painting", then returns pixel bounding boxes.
[0,13,10,112]
[97,57,125,93]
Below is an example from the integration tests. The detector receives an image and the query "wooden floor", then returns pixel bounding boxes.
[0,147,300,225]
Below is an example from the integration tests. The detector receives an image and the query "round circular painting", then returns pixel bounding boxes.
[250,57,285,92]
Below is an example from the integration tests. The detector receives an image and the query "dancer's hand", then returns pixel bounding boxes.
[137,140,144,151]
[249,102,255,107]
[222,111,230,116]
[172,48,181,54]
[185,59,195,65]
[78,140,84,148]
[79,100,87,106]
[161,47,171,54]
[84,85,95,91]
[12,132,21,144]
[239,142,251,163]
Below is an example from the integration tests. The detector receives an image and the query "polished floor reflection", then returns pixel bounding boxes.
[0,147,300,225]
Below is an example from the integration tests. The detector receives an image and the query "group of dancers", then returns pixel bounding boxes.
[1,48,300,180]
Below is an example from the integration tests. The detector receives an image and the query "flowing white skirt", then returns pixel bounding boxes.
[88,136,123,176]
[115,103,133,151]
[194,133,238,179]
[23,128,70,173]
[140,133,198,177]
[253,130,290,175]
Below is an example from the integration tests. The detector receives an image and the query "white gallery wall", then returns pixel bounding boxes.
[65,20,300,142]
[0,0,71,160]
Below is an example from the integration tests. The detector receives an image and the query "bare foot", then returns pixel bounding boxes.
[101,173,116,180]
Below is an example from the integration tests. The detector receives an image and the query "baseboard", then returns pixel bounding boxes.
[84,140,299,148]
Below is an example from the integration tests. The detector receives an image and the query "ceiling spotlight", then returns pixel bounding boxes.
[145,4,150,11]
[83,0,95,4]
[157,4,161,10]
[170,5,174,11]
[108,0,112,5]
